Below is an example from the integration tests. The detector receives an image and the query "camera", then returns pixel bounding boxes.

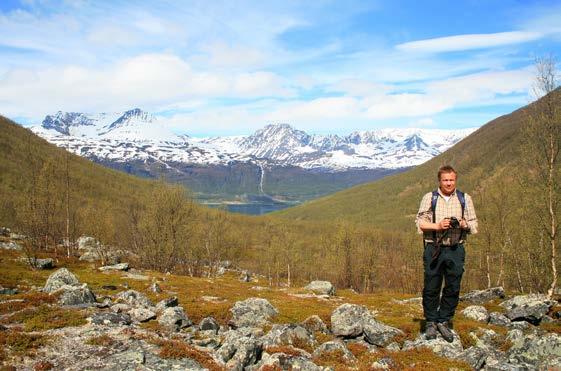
[449,217,460,229]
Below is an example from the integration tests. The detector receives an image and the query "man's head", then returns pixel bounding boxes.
[438,165,457,196]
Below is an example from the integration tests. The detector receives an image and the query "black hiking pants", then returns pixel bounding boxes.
[422,243,465,323]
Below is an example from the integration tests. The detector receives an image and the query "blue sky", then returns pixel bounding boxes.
[0,0,560,136]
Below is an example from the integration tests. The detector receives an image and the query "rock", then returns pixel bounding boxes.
[250,353,324,371]
[158,306,192,331]
[239,271,251,282]
[331,303,370,337]
[199,317,220,333]
[102,285,118,291]
[123,272,149,281]
[261,324,315,348]
[362,319,404,347]
[91,312,132,326]
[77,236,98,250]
[155,296,179,312]
[0,241,22,250]
[402,332,464,359]
[489,312,511,327]
[29,258,55,270]
[330,303,403,346]
[0,227,10,236]
[385,342,401,352]
[115,290,154,308]
[301,315,330,334]
[0,287,18,295]
[461,305,489,322]
[216,329,262,369]
[0,324,7,331]
[457,346,489,370]
[58,284,97,306]
[313,340,356,364]
[98,263,129,271]
[229,298,278,328]
[304,281,335,296]
[394,297,423,305]
[507,332,561,368]
[460,287,505,304]
[500,294,556,324]
[43,268,80,293]
[506,329,525,348]
[129,307,157,322]
[150,281,162,293]
[371,356,398,370]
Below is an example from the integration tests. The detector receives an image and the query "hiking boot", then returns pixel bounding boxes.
[425,321,437,340]
[437,321,454,343]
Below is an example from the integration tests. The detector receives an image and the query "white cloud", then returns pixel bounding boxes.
[328,79,392,97]
[396,31,543,53]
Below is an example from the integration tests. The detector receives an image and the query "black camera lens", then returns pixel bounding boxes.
[449,217,460,229]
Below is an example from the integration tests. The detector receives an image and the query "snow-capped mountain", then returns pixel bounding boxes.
[31,109,477,171]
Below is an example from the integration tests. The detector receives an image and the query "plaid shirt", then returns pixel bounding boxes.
[416,188,478,246]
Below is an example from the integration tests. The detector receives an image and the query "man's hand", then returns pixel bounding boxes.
[460,218,469,230]
[438,219,451,230]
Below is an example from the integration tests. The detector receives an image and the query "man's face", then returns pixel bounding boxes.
[439,171,457,196]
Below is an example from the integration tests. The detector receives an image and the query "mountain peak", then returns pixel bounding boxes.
[105,108,155,131]
[42,111,94,135]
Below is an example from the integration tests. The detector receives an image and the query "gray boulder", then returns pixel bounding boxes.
[91,312,132,326]
[456,346,491,370]
[199,317,220,333]
[58,284,97,306]
[461,287,505,304]
[331,303,403,346]
[158,306,192,331]
[98,263,129,271]
[27,257,55,269]
[250,353,324,371]
[77,236,98,250]
[150,281,162,293]
[304,281,335,296]
[115,290,154,308]
[0,241,22,250]
[313,340,356,364]
[0,227,10,236]
[0,286,18,295]
[216,329,263,370]
[43,268,80,293]
[155,296,179,312]
[461,305,489,322]
[489,312,511,327]
[500,294,556,324]
[301,315,330,334]
[402,332,464,359]
[129,307,157,323]
[506,332,561,368]
[261,324,315,348]
[229,298,278,328]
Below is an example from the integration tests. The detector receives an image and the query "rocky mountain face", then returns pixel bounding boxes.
[29,109,475,205]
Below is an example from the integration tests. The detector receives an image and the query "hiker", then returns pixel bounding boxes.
[416,165,478,342]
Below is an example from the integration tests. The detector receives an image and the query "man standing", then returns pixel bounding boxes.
[416,165,478,342]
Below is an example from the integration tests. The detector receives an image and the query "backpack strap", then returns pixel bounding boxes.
[430,190,439,241]
[456,190,466,218]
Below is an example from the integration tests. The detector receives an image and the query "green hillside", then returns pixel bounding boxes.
[274,91,539,228]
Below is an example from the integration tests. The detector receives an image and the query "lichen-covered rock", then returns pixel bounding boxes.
[489,312,510,327]
[229,298,278,328]
[500,294,556,324]
[216,329,263,369]
[304,281,335,296]
[261,324,315,348]
[402,332,464,359]
[158,306,192,331]
[30,258,55,270]
[98,263,129,271]
[155,296,179,312]
[460,287,505,304]
[313,341,356,364]
[129,307,157,323]
[505,332,561,368]
[91,312,132,326]
[199,317,220,333]
[301,315,330,334]
[150,281,162,293]
[249,353,324,371]
[461,305,489,322]
[363,320,404,347]
[58,284,97,306]
[115,290,154,308]
[331,303,370,337]
[456,346,490,370]
[0,241,22,250]
[43,268,80,293]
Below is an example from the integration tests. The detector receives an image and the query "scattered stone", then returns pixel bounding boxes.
[199,317,220,333]
[457,346,489,370]
[129,307,157,323]
[201,295,226,302]
[506,329,525,348]
[77,236,98,250]
[96,297,112,308]
[301,315,330,334]
[216,329,262,369]
[489,312,511,327]
[43,268,80,293]
[461,287,505,304]
[394,297,423,305]
[98,263,129,271]
[261,324,315,348]
[500,294,556,324]
[111,303,131,313]
[29,258,55,270]
[331,303,370,337]
[0,286,18,295]
[158,306,192,331]
[0,241,22,250]
[123,272,150,281]
[239,271,251,282]
[0,324,7,331]
[91,312,132,326]
[363,319,404,347]
[58,284,97,306]
[155,296,179,312]
[385,342,401,352]
[371,356,398,370]
[402,332,464,359]
[115,290,154,308]
[149,281,162,293]
[506,332,561,368]
[304,281,335,296]
[229,297,278,328]
[461,305,489,322]
[0,227,10,236]
[250,353,323,371]
[313,340,356,364]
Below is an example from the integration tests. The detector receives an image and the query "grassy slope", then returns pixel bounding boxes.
[274,94,532,228]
